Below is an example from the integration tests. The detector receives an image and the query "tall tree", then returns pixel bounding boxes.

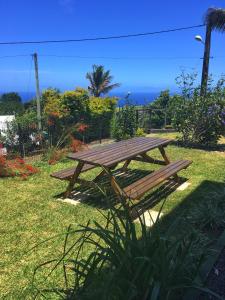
[201,8,225,96]
[86,65,120,97]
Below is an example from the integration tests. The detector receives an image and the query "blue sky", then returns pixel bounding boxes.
[0,0,225,96]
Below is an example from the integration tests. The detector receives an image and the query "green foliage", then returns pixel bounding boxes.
[1,110,39,157]
[86,64,120,97]
[61,88,89,121]
[1,133,225,297]
[135,127,146,137]
[87,96,117,142]
[33,202,207,299]
[190,194,225,231]
[111,100,137,140]
[89,96,117,115]
[173,73,225,146]
[0,92,24,115]
[42,88,66,118]
[149,90,180,128]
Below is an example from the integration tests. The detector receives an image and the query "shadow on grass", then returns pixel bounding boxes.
[60,168,187,215]
[171,139,225,152]
[158,180,225,234]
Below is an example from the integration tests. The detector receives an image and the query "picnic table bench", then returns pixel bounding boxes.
[51,137,192,205]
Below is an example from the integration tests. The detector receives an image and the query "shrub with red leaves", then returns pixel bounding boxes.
[77,123,89,133]
[70,138,88,153]
[0,155,38,178]
[47,149,67,165]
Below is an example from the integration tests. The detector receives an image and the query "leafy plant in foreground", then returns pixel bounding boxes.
[32,199,215,300]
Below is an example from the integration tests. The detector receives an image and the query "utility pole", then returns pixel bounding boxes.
[32,53,42,131]
[200,26,212,97]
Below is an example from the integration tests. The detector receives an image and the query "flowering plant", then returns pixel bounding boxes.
[76,123,89,133]
[0,156,38,178]
[70,137,88,153]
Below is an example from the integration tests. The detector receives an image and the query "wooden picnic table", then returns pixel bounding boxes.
[51,137,192,206]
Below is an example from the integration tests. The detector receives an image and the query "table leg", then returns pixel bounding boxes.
[64,162,84,198]
[122,159,131,171]
[93,163,118,182]
[158,146,179,182]
[103,167,129,208]
[158,146,170,164]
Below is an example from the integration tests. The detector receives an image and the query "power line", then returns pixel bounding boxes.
[0,54,224,61]
[0,54,30,59]
[39,54,204,60]
[0,24,205,45]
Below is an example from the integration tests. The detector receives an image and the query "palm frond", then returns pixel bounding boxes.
[100,83,121,95]
[86,65,120,97]
[204,7,225,31]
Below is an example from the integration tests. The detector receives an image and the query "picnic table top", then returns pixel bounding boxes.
[67,137,171,168]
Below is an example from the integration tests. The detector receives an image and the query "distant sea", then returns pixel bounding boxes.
[7,91,160,106]
[111,92,159,106]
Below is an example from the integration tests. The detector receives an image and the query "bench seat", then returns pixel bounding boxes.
[51,163,96,180]
[123,160,192,200]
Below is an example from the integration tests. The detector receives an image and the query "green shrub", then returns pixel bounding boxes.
[135,127,145,137]
[173,94,225,146]
[33,202,210,300]
[111,100,137,140]
[172,74,225,146]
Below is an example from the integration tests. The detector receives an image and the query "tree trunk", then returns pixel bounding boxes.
[200,25,212,97]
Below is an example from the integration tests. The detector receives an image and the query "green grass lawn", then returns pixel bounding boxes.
[1,133,225,299]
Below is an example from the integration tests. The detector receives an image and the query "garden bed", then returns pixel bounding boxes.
[0,132,225,298]
[201,246,225,299]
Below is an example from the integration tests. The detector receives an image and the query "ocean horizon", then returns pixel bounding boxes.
[3,91,160,106]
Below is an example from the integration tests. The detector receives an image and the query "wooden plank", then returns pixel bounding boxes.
[132,156,166,165]
[68,137,162,161]
[103,167,129,209]
[70,138,133,158]
[93,163,118,182]
[68,138,171,167]
[124,160,192,199]
[158,146,170,164]
[125,160,188,192]
[96,139,171,167]
[68,137,151,160]
[122,159,132,171]
[64,161,85,197]
[51,163,96,180]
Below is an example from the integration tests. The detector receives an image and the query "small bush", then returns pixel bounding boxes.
[135,127,145,137]
[0,155,38,178]
[42,147,68,165]
[173,74,225,146]
[111,100,137,140]
[70,137,88,153]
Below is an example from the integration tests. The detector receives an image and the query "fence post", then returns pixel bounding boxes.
[164,109,167,128]
[136,109,139,127]
[149,109,152,133]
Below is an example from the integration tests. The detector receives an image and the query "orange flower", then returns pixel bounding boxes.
[77,123,89,133]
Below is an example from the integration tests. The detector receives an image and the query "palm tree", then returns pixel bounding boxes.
[86,65,120,97]
[201,7,225,96]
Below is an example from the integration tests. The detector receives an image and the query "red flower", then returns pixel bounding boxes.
[15,157,25,164]
[0,155,38,178]
[77,123,89,133]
